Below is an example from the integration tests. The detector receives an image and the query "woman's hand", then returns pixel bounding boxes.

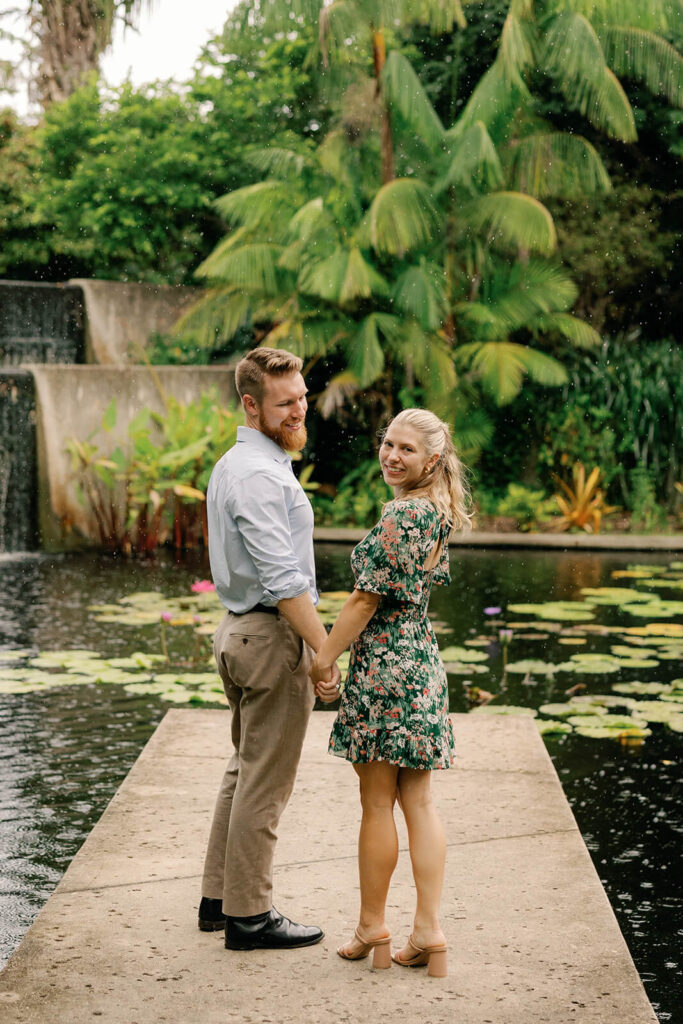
[310,659,341,703]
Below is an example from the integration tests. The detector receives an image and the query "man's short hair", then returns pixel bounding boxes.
[234,348,303,404]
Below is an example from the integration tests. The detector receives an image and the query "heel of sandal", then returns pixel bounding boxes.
[372,941,392,969]
[427,948,447,978]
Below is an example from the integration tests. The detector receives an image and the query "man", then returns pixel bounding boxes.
[198,347,340,951]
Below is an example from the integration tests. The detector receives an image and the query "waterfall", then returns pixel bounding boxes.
[0,370,37,552]
[0,282,84,365]
[0,282,83,552]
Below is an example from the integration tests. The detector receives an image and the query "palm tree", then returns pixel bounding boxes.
[27,1,152,106]
[181,0,682,448]
[255,0,467,183]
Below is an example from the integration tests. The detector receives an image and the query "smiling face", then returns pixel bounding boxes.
[243,371,308,451]
[379,422,438,495]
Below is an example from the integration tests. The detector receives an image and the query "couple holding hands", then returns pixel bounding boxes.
[197,348,470,978]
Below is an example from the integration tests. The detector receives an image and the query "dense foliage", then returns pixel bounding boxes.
[1,0,682,529]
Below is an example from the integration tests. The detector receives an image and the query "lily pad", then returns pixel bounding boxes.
[556,659,621,675]
[505,660,560,675]
[574,725,652,740]
[443,662,489,675]
[470,705,537,716]
[581,588,651,605]
[622,600,683,618]
[539,703,582,717]
[0,649,33,662]
[566,713,648,730]
[507,602,595,622]
[611,645,659,659]
[612,681,672,696]
[536,719,573,735]
[570,694,637,710]
[438,646,489,663]
[624,701,683,723]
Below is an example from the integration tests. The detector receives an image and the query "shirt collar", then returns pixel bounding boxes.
[236,425,292,465]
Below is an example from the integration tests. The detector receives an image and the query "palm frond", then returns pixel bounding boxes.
[534,312,602,349]
[455,260,579,337]
[319,0,368,60]
[175,289,253,346]
[347,314,387,387]
[457,340,567,405]
[298,247,390,304]
[215,181,296,231]
[598,26,683,107]
[565,0,676,34]
[415,0,467,33]
[450,403,495,453]
[542,11,637,140]
[451,59,529,137]
[360,178,441,256]
[575,65,637,140]
[263,316,346,359]
[411,334,458,400]
[436,121,504,195]
[499,12,536,84]
[246,147,317,178]
[466,192,557,255]
[392,260,448,330]
[506,132,611,198]
[198,243,282,294]
[543,10,606,84]
[316,370,359,419]
[381,50,445,151]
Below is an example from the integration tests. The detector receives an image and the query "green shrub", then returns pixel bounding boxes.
[66,389,241,554]
[495,484,558,531]
[311,460,391,529]
[629,468,668,534]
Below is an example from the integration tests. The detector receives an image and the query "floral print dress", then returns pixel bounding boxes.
[329,497,455,770]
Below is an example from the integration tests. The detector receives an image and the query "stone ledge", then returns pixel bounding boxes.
[315,527,683,550]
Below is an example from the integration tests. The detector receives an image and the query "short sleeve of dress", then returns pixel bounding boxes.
[353,500,440,604]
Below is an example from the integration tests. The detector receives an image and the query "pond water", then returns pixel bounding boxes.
[0,546,681,1020]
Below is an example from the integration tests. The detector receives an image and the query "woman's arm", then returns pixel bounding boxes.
[310,589,380,689]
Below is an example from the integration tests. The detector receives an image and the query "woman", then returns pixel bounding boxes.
[310,408,471,978]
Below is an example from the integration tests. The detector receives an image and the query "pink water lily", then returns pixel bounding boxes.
[484,606,502,616]
[191,580,216,593]
[161,612,173,622]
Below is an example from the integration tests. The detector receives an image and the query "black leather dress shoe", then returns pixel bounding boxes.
[225,908,324,950]
[198,897,227,932]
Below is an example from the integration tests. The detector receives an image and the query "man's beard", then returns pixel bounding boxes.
[259,413,307,453]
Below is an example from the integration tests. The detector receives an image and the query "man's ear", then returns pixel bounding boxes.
[242,393,258,416]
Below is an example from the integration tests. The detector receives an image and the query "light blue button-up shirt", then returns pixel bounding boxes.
[207,426,318,614]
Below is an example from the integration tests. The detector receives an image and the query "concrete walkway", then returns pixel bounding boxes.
[315,527,683,550]
[0,710,658,1024]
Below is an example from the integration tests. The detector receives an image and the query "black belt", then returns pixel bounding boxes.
[232,603,278,616]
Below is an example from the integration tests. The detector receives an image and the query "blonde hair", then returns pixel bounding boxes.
[235,347,303,404]
[384,408,473,532]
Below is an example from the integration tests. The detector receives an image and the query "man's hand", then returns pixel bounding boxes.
[311,659,341,704]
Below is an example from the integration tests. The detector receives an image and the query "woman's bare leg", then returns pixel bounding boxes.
[339,760,399,954]
[396,767,446,953]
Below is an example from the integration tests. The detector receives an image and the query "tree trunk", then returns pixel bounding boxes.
[372,28,394,184]
[31,1,103,106]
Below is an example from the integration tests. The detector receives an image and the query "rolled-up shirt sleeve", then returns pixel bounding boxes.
[228,471,311,604]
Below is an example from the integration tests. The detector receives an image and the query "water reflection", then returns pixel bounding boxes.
[0,547,680,1019]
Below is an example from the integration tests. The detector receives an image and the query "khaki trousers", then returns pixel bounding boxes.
[201,609,315,916]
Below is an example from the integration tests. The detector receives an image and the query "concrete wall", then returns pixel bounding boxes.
[69,279,200,366]
[28,365,237,551]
